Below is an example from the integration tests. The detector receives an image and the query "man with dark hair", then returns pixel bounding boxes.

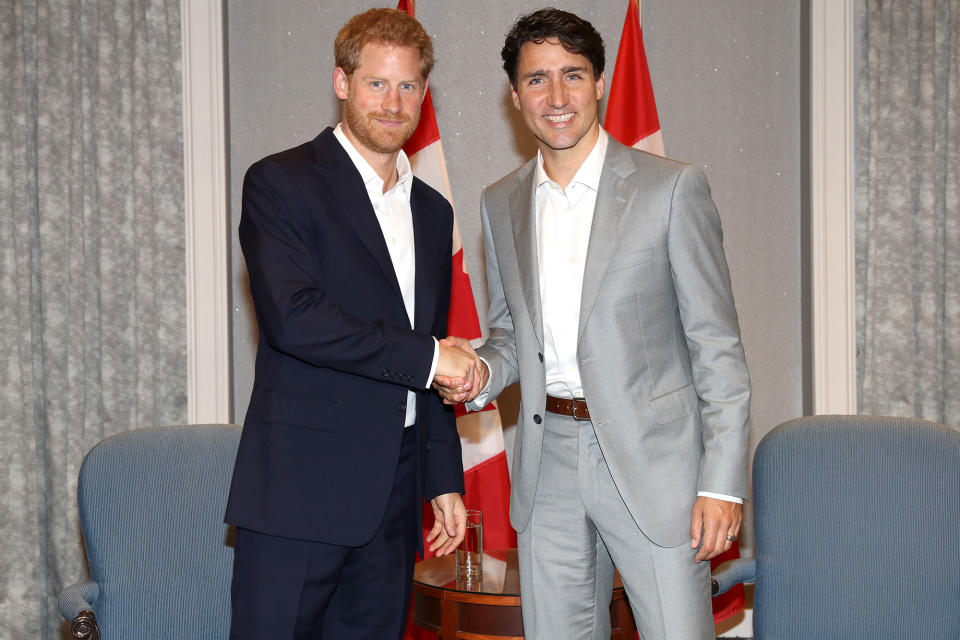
[225,8,477,639]
[437,8,750,639]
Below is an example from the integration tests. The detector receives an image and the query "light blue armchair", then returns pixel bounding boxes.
[712,415,960,639]
[58,424,241,639]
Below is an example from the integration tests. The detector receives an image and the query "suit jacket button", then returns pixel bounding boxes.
[538,352,544,362]
[397,402,406,412]
[533,414,542,424]
[382,368,390,377]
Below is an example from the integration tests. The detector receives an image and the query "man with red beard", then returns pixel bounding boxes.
[225,9,476,638]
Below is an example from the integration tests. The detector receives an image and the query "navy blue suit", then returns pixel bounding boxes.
[225,127,464,638]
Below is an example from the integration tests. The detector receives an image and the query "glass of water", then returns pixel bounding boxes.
[456,510,483,579]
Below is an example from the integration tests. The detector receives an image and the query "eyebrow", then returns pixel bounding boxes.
[521,65,588,80]
[361,75,421,85]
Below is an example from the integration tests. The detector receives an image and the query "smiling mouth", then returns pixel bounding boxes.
[544,113,575,123]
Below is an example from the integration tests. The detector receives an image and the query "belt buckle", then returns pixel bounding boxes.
[571,398,588,421]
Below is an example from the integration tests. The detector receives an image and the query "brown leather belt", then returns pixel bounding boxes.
[545,395,591,421]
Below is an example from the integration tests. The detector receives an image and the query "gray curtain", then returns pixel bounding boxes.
[856,0,960,426]
[0,1,186,637]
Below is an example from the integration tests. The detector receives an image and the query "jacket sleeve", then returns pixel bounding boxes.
[423,203,465,499]
[239,158,435,388]
[470,188,521,409]
[667,165,751,498]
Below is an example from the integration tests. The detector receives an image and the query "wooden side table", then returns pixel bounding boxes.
[411,549,636,640]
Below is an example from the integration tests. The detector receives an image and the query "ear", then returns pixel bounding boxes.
[333,67,349,100]
[594,71,605,102]
[511,84,521,111]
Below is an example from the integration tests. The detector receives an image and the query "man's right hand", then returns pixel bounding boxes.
[435,340,478,397]
[433,337,488,405]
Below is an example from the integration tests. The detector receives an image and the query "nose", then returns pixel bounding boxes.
[546,80,567,109]
[382,87,402,114]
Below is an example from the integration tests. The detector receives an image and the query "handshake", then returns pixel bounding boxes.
[433,337,489,405]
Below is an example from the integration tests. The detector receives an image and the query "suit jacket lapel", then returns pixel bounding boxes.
[578,141,635,342]
[312,129,405,307]
[411,180,438,333]
[510,163,544,348]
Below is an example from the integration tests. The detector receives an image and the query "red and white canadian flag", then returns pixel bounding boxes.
[397,0,515,566]
[402,90,514,557]
[604,0,664,156]
[605,1,744,626]
[397,2,515,637]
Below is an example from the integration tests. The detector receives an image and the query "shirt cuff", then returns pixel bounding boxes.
[697,491,743,504]
[465,356,493,410]
[425,338,440,389]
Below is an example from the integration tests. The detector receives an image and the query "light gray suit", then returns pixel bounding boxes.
[471,136,750,638]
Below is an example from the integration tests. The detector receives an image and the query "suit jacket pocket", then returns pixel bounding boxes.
[607,247,654,273]
[247,389,341,432]
[648,384,696,424]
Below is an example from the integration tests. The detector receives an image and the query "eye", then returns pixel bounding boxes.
[400,82,416,91]
[528,77,544,86]
[370,80,384,89]
[566,73,582,81]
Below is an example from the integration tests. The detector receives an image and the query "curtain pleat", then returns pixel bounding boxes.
[856,0,960,427]
[0,1,185,637]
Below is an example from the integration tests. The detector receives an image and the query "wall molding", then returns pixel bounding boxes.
[182,1,231,423]
[810,0,857,414]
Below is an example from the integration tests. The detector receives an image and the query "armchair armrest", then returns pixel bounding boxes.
[58,580,101,639]
[711,557,756,596]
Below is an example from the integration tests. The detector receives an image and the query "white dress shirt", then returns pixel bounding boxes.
[333,124,439,427]
[536,129,608,398]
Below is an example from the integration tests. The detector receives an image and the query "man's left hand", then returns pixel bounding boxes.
[426,492,467,556]
[690,496,742,562]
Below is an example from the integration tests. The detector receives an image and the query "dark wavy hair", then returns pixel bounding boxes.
[501,8,605,87]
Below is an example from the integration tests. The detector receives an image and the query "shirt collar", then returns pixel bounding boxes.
[333,122,413,198]
[535,128,608,192]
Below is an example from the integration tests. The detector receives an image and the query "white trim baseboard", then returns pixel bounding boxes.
[810,0,857,414]
[182,0,230,423]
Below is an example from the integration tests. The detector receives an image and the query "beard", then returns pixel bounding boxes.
[343,98,419,154]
